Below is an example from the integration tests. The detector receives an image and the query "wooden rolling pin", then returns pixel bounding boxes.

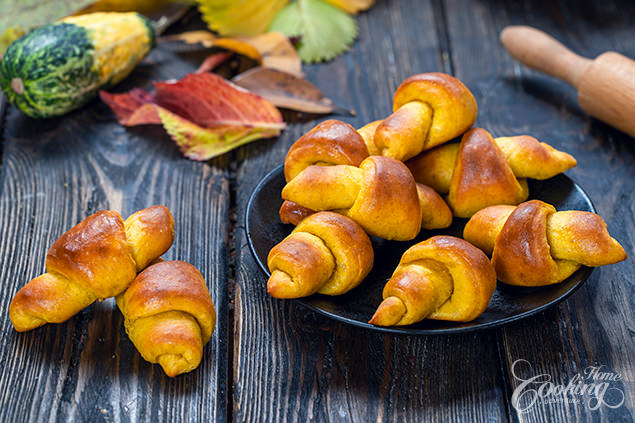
[500,25,635,137]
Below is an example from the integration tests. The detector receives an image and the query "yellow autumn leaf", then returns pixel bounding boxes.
[161,30,303,77]
[323,0,374,14]
[197,0,288,37]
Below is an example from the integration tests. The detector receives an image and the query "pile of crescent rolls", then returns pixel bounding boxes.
[8,205,215,377]
[268,72,627,327]
[6,71,629,377]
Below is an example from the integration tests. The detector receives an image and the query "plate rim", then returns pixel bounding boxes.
[245,163,596,335]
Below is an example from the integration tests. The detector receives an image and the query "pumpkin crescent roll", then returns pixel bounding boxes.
[463,200,627,286]
[9,205,175,332]
[406,128,577,218]
[116,261,216,377]
[279,180,452,231]
[280,120,451,230]
[282,156,451,240]
[267,212,373,298]
[369,236,496,326]
[358,73,478,161]
[284,119,369,182]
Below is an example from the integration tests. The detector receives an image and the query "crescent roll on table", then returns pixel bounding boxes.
[406,128,577,217]
[369,236,496,326]
[464,200,627,286]
[357,73,477,161]
[117,261,216,377]
[280,119,452,230]
[282,155,451,240]
[267,212,373,298]
[9,206,175,332]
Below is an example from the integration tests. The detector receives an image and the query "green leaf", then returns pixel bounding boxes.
[0,0,94,53]
[269,0,357,63]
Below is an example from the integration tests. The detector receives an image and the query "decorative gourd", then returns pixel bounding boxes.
[0,12,155,118]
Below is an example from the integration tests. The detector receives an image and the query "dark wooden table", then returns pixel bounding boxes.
[0,1,633,422]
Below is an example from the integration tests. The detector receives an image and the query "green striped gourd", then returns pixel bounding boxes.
[0,12,155,118]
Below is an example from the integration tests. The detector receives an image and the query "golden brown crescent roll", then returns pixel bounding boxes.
[9,205,175,332]
[369,236,496,326]
[267,212,373,298]
[281,120,368,227]
[280,120,452,230]
[282,156,451,240]
[358,73,478,161]
[284,120,369,182]
[117,261,216,377]
[406,128,577,217]
[464,200,627,286]
[280,181,452,230]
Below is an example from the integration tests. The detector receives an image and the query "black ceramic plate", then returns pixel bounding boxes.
[246,165,595,335]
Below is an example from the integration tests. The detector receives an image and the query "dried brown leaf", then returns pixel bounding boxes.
[232,67,353,115]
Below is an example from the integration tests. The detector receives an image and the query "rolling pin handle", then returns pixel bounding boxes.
[500,26,592,89]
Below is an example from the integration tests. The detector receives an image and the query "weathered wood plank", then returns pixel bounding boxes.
[445,0,634,421]
[0,38,229,422]
[232,1,508,421]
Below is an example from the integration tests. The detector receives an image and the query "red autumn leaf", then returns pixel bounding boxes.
[100,88,160,125]
[100,73,285,161]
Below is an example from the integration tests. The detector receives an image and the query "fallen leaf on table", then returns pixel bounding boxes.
[232,67,354,115]
[196,51,234,73]
[0,26,26,55]
[100,72,285,161]
[99,88,161,125]
[231,32,302,77]
[323,0,374,14]
[158,107,282,160]
[0,0,94,53]
[269,0,358,63]
[197,0,289,36]
[159,29,218,47]
[160,30,303,77]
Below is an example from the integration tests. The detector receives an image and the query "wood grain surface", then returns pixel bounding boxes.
[0,36,230,422]
[0,1,633,422]
[444,1,634,421]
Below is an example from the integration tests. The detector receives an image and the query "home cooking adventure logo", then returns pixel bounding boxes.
[510,359,626,412]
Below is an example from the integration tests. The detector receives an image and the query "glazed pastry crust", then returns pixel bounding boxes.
[464,200,627,286]
[279,201,316,226]
[370,236,496,326]
[391,73,478,151]
[282,156,432,240]
[284,120,369,182]
[281,110,454,232]
[117,260,216,377]
[356,73,477,161]
[356,73,478,161]
[407,128,577,217]
[279,181,451,231]
[447,128,528,218]
[9,206,174,332]
[267,212,373,298]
